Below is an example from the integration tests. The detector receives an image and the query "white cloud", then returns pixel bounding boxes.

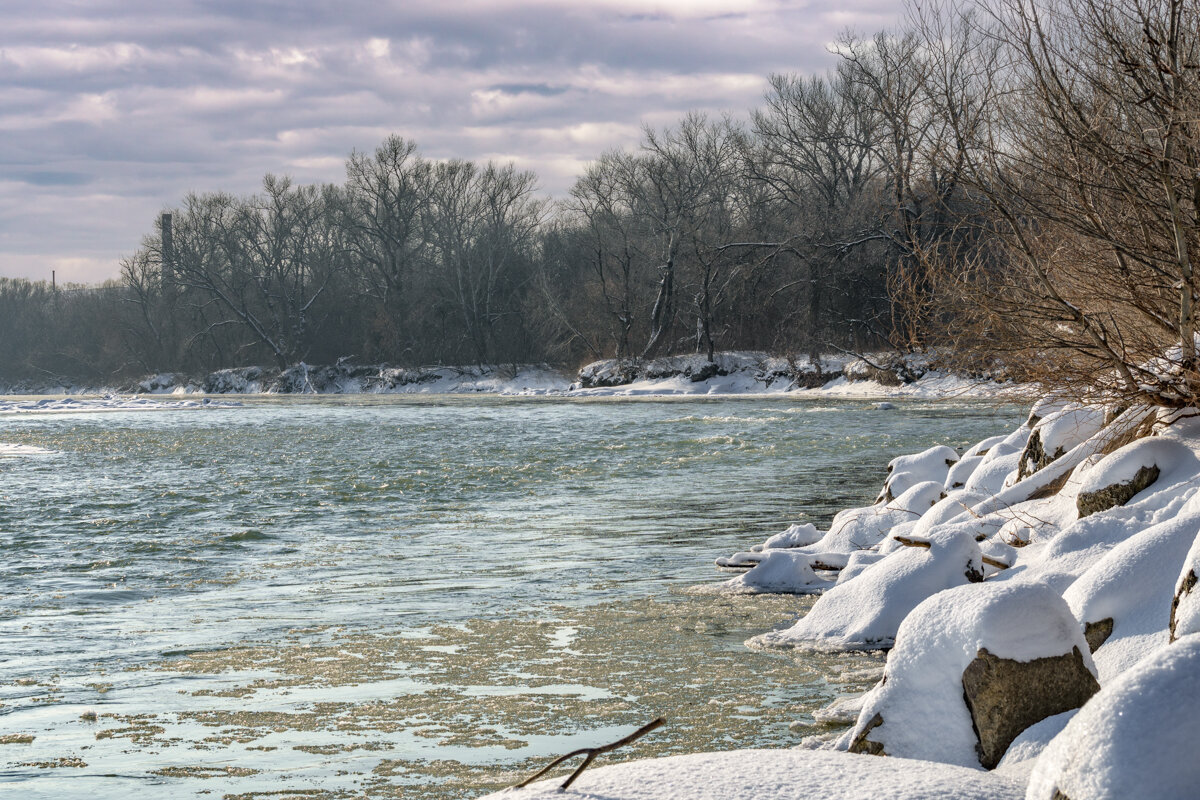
[0,0,901,282]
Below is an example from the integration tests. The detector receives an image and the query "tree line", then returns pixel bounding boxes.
[4,0,1199,410]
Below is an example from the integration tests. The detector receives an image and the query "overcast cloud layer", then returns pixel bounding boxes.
[0,0,899,283]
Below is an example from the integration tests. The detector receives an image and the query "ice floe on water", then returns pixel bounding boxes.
[0,443,54,456]
[0,395,240,414]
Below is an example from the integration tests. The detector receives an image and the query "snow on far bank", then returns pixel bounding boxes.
[0,352,1021,400]
[488,748,1023,800]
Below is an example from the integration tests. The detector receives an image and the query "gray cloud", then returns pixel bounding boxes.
[0,0,901,282]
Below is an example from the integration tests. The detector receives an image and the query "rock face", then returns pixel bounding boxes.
[961,646,1100,769]
[1076,464,1160,518]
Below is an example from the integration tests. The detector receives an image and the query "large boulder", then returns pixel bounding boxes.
[1018,406,1107,480]
[960,645,1098,769]
[838,582,1098,769]
[1074,438,1195,518]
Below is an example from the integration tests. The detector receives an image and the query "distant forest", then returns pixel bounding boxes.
[6,0,1200,408]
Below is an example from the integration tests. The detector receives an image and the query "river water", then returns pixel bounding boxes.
[0,395,1021,798]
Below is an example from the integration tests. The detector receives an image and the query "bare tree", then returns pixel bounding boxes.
[342,135,431,357]
[917,0,1200,405]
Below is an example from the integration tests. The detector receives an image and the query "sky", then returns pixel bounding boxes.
[0,0,900,284]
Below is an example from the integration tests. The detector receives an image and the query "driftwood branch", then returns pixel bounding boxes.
[513,717,666,792]
[895,535,1011,571]
[894,535,931,549]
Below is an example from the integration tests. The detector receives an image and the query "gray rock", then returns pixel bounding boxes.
[1076,464,1160,518]
[847,711,886,756]
[961,646,1100,769]
[1084,618,1113,652]
[1170,569,1197,642]
[1018,429,1066,481]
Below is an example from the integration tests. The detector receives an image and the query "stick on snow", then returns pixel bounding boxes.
[512,717,666,791]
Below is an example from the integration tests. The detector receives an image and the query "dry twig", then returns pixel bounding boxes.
[512,717,666,792]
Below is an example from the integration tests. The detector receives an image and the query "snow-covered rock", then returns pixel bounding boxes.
[709,549,836,595]
[1026,634,1200,800]
[761,522,822,550]
[1171,531,1200,641]
[838,582,1096,769]
[748,527,985,651]
[1018,406,1108,480]
[878,445,958,503]
[1063,512,1200,680]
[1074,437,1196,518]
[963,441,1023,496]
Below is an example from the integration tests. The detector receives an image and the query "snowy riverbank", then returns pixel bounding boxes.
[495,398,1200,799]
[0,352,1018,401]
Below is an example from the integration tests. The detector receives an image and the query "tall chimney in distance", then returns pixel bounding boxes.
[161,213,174,289]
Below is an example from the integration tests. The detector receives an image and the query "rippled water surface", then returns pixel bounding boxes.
[0,395,1022,798]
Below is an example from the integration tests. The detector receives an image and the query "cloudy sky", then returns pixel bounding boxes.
[0,0,899,283]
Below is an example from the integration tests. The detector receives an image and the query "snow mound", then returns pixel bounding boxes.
[837,581,1095,768]
[962,441,1022,495]
[748,527,984,651]
[489,748,1023,800]
[1026,634,1200,800]
[761,522,822,550]
[1063,512,1200,680]
[704,550,836,595]
[878,445,958,502]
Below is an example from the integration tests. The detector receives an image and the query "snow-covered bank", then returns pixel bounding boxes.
[502,397,1200,799]
[491,748,1024,800]
[0,351,1018,399]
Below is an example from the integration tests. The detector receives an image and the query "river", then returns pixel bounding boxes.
[0,395,1022,798]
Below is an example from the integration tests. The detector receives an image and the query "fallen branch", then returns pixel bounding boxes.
[894,535,931,549]
[513,717,666,791]
[896,536,1010,571]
